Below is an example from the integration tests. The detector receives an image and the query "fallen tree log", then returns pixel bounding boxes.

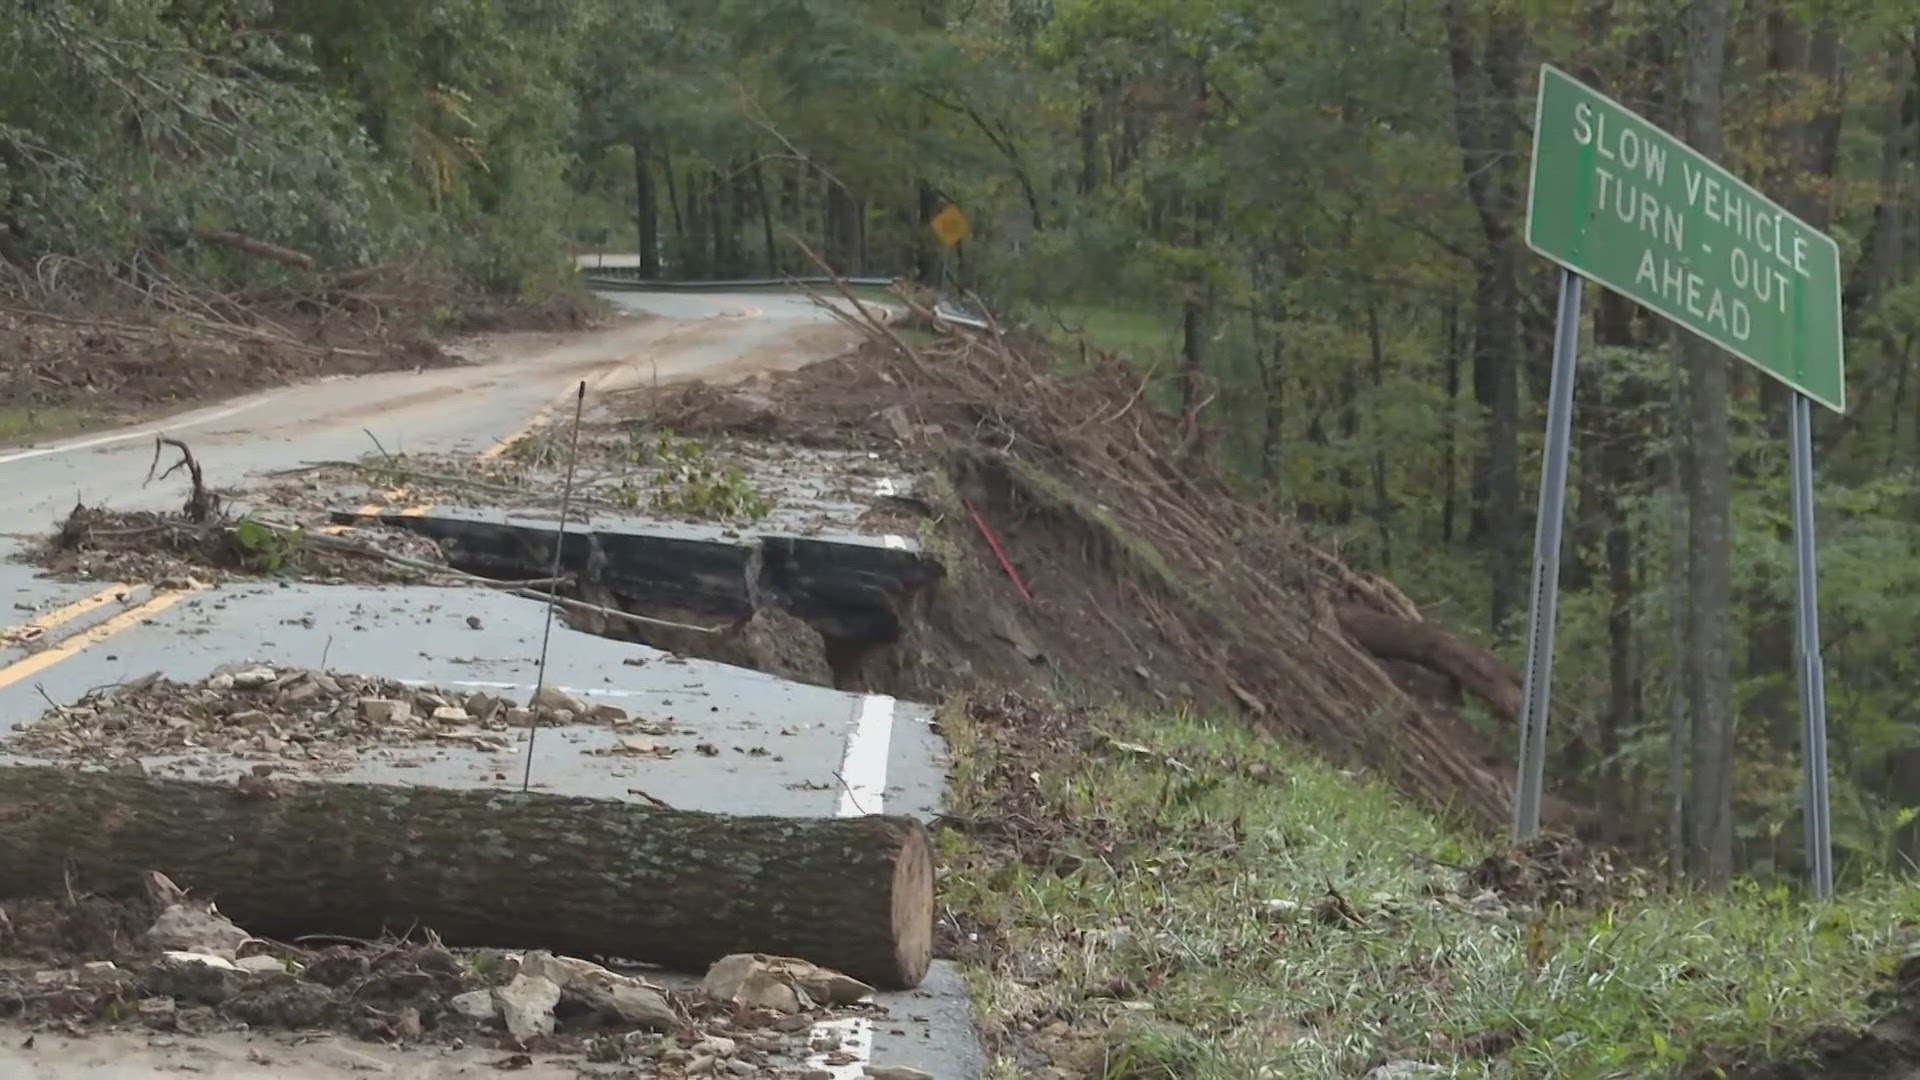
[191,229,317,270]
[0,766,933,989]
[1336,604,1522,721]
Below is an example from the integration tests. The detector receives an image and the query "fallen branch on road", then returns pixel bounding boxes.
[146,438,217,522]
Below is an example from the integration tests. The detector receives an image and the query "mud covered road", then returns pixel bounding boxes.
[0,290,982,1080]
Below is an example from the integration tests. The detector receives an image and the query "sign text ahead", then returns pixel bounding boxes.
[1527,64,1845,412]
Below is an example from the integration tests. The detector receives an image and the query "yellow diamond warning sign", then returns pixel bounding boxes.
[930,204,969,249]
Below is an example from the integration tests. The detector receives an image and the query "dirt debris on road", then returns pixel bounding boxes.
[1,662,671,777]
[0,261,601,445]
[38,503,455,587]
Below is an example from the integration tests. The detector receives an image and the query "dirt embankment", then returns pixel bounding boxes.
[0,260,599,441]
[606,288,1594,840]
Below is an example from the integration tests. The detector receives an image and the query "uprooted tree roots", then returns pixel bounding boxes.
[148,437,218,522]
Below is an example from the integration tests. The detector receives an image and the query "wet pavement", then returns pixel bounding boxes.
[0,290,982,1079]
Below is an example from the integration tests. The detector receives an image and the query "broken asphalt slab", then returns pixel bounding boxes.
[0,579,947,820]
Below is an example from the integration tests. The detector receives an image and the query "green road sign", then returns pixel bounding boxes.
[1527,64,1845,413]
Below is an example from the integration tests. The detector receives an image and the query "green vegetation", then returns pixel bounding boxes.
[229,516,304,573]
[0,407,101,444]
[942,697,1920,1078]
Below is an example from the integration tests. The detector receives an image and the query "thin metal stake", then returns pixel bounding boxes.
[522,381,589,794]
[1788,391,1833,899]
[1513,269,1584,841]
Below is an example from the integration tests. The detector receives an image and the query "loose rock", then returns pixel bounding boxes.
[530,685,587,715]
[495,973,561,1042]
[146,902,252,960]
[359,697,411,724]
[145,951,246,1005]
[451,989,498,1022]
[230,667,276,690]
[701,953,872,1013]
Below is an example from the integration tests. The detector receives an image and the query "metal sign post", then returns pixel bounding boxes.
[1788,392,1834,898]
[1512,269,1583,841]
[1519,65,1843,888]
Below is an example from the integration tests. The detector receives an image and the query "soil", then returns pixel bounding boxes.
[0,267,603,446]
[1700,953,1920,1079]
[599,338,1579,841]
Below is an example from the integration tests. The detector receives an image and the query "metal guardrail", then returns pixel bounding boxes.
[580,266,897,291]
[579,265,997,333]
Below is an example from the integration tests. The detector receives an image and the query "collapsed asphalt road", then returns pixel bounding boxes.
[0,289,983,1080]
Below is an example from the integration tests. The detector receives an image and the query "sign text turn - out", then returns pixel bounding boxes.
[1527,64,1845,412]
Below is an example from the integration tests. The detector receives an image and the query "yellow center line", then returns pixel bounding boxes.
[477,352,639,461]
[0,586,199,691]
[1,582,135,645]
[322,498,388,536]
[477,382,583,461]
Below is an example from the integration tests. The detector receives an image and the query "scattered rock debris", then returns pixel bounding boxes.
[1,663,675,776]
[0,875,885,1075]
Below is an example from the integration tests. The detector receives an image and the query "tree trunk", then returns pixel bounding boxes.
[1366,303,1394,570]
[1594,289,1639,820]
[707,170,728,278]
[825,177,860,275]
[1682,0,1734,887]
[1181,298,1206,414]
[1443,0,1527,639]
[915,180,942,285]
[0,767,935,990]
[1442,303,1460,545]
[753,161,779,276]
[1844,48,1914,320]
[1337,605,1522,721]
[664,156,687,274]
[1077,104,1100,194]
[632,137,660,279]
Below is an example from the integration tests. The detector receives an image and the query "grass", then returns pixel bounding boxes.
[938,697,1920,1079]
[0,405,103,445]
[1033,303,1179,361]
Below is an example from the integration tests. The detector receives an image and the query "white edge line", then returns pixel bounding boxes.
[881,534,909,551]
[0,392,287,466]
[836,693,893,818]
[806,691,893,1077]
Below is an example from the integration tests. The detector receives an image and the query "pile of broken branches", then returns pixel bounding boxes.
[0,252,462,412]
[810,273,1581,837]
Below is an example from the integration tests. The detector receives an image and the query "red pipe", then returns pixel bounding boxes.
[961,497,1033,602]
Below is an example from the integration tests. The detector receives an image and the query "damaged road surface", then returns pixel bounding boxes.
[0,290,982,1080]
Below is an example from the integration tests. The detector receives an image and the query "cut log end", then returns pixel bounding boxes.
[889,823,935,988]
